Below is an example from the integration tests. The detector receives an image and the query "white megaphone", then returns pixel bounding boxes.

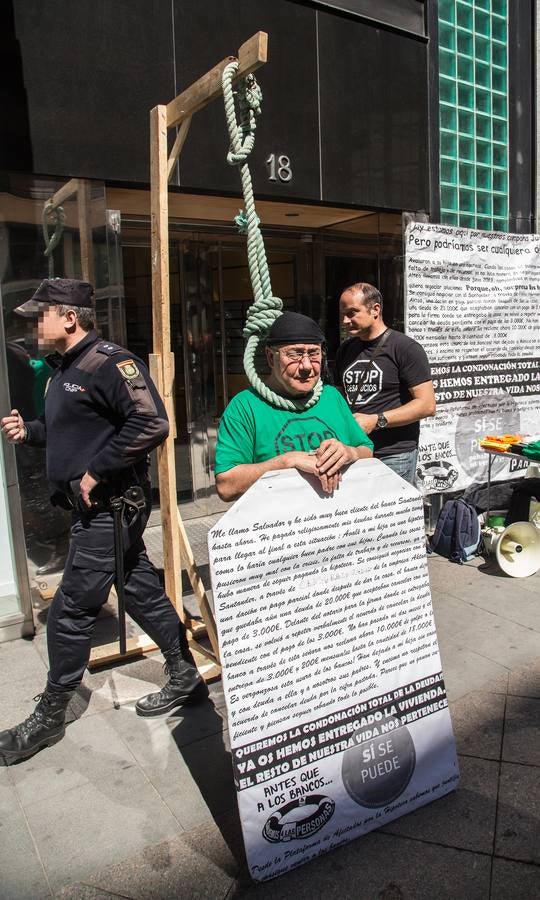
[494,521,540,578]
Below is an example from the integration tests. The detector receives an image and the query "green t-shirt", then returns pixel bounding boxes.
[215,384,373,475]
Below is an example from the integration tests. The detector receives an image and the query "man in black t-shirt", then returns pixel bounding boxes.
[334,283,435,484]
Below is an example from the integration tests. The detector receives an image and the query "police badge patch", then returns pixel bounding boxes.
[116,359,140,380]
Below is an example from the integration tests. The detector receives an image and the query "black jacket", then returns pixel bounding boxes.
[25,331,169,492]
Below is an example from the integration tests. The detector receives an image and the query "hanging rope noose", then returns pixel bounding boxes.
[222,60,322,411]
[42,201,65,278]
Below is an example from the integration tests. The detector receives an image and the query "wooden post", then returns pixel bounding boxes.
[45,177,95,285]
[150,33,268,665]
[78,179,95,286]
[150,105,184,616]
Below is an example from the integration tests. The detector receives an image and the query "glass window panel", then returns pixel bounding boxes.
[492,119,507,143]
[492,94,506,118]
[458,82,474,108]
[492,145,507,167]
[476,166,491,190]
[491,8,508,32]
[458,55,473,82]
[476,216,493,231]
[459,188,475,213]
[476,192,492,215]
[475,61,490,88]
[492,42,506,67]
[441,158,457,184]
[441,131,458,158]
[475,35,490,63]
[439,21,456,51]
[459,109,474,135]
[457,30,473,56]
[493,169,507,192]
[440,48,456,78]
[475,87,491,114]
[440,104,457,131]
[459,162,475,187]
[440,77,457,105]
[458,136,474,161]
[439,0,456,24]
[493,0,507,15]
[476,115,491,140]
[493,195,508,218]
[441,211,459,226]
[441,185,458,211]
[456,4,473,30]
[492,68,506,92]
[474,10,490,37]
[476,140,492,165]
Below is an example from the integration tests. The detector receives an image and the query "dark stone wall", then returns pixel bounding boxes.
[1,0,431,212]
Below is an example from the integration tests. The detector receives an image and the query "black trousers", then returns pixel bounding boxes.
[47,488,184,692]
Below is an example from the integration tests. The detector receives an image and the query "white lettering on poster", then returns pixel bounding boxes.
[405,223,540,492]
[209,461,459,881]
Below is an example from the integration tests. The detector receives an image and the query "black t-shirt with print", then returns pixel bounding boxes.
[334,329,431,456]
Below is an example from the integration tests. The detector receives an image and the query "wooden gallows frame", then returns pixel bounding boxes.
[149,32,268,669]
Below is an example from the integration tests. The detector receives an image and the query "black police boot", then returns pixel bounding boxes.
[0,689,73,765]
[135,648,209,717]
[35,550,66,576]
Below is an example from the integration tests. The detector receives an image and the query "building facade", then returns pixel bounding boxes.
[0,0,535,638]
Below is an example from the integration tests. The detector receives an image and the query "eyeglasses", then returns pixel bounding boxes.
[276,347,323,363]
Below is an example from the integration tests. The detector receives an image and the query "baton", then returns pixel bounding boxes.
[110,497,127,656]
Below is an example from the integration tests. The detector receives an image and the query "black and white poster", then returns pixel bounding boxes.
[209,460,459,881]
[405,222,540,492]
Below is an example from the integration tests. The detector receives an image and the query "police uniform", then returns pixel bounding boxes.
[25,328,190,690]
[0,280,206,765]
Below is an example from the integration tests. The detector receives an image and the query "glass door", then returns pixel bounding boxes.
[179,240,227,517]
[123,228,311,519]
[0,173,125,590]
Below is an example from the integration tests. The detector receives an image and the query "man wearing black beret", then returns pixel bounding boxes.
[215,311,373,501]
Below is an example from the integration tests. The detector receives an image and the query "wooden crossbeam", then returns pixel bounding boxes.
[151,32,268,672]
[44,177,94,284]
[167,117,192,181]
[46,177,79,210]
[166,32,268,129]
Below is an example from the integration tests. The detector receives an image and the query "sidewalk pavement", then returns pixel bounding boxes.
[0,525,539,899]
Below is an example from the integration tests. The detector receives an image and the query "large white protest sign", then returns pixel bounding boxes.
[209,460,458,881]
[405,222,540,493]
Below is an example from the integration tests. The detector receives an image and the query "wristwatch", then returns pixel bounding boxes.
[376,413,388,430]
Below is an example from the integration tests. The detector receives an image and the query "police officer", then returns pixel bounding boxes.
[0,278,208,765]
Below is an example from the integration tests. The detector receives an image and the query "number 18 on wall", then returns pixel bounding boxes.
[266,154,293,183]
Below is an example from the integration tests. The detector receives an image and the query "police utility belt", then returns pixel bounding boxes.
[53,470,147,516]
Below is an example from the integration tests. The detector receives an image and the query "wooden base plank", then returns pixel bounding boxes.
[88,634,158,668]
[88,634,221,683]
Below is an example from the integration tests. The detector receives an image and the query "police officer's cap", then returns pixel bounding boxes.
[266,312,325,345]
[14,278,94,317]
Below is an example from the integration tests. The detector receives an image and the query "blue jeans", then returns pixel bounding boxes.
[378,449,418,485]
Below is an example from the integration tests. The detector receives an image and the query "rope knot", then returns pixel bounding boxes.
[234,208,260,235]
[41,202,66,277]
[222,58,322,411]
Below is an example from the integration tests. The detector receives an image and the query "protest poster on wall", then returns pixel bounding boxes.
[208,460,459,881]
[405,222,540,493]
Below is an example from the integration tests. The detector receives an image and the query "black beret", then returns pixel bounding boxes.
[266,312,325,345]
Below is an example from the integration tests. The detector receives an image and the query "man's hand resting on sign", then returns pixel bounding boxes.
[284,450,341,494]
[315,438,367,477]
[216,441,372,501]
